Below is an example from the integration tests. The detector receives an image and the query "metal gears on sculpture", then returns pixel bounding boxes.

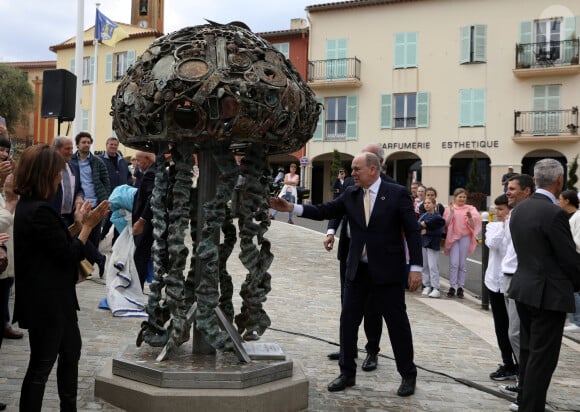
[111,22,320,359]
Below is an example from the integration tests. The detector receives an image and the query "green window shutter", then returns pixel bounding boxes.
[346,95,358,140]
[105,53,113,82]
[89,56,95,83]
[380,94,392,129]
[82,109,90,131]
[474,25,487,62]
[394,32,406,68]
[127,50,136,67]
[70,58,75,73]
[416,91,430,128]
[312,97,324,141]
[326,39,337,79]
[472,88,486,126]
[563,16,579,62]
[406,32,418,67]
[459,89,473,126]
[460,26,471,64]
[519,20,533,66]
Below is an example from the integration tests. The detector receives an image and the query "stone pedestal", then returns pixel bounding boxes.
[94,342,309,412]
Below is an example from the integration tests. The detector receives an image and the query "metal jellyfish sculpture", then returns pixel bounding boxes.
[111,22,320,360]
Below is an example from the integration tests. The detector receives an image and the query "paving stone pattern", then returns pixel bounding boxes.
[0,221,578,411]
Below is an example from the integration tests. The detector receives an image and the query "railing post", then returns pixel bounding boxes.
[480,211,489,310]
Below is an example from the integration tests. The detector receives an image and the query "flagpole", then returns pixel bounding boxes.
[90,3,101,153]
[73,0,84,137]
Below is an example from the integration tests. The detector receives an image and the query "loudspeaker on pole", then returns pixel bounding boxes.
[41,69,77,121]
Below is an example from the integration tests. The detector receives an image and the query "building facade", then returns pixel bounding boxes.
[305,0,580,205]
[49,23,161,152]
[5,61,56,146]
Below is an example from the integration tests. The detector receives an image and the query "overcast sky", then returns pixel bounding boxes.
[0,0,316,62]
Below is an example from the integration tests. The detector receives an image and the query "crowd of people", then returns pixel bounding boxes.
[271,145,579,412]
[0,126,578,411]
[0,125,158,410]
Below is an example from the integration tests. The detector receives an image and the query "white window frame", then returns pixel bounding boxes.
[273,42,290,59]
[325,97,347,140]
[394,93,417,129]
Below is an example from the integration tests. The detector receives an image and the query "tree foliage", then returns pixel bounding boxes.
[567,154,578,191]
[465,156,479,193]
[0,64,34,134]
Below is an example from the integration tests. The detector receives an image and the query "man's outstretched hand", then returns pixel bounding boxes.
[269,197,293,213]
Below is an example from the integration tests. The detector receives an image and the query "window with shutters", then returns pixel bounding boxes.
[325,97,347,140]
[393,32,418,69]
[381,92,429,129]
[394,93,416,128]
[459,88,486,127]
[106,50,136,82]
[460,25,487,64]
[82,57,94,84]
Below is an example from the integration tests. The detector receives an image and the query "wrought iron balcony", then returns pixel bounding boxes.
[514,107,578,139]
[307,58,361,87]
[515,39,579,70]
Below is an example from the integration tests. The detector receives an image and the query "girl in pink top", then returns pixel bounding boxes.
[443,188,482,298]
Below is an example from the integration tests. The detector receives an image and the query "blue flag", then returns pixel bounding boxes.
[95,9,128,47]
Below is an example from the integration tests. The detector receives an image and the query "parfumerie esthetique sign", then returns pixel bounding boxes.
[382,140,500,150]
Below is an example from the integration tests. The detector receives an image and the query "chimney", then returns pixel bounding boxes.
[290,18,308,30]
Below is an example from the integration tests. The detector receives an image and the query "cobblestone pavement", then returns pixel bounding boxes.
[1,221,578,411]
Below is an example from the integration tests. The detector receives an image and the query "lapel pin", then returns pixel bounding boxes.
[380,196,385,200]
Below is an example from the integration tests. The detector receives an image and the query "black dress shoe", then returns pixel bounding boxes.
[327,351,340,360]
[397,376,416,397]
[0,401,6,411]
[361,352,378,371]
[327,374,355,392]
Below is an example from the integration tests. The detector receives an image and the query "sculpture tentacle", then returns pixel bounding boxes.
[234,143,273,340]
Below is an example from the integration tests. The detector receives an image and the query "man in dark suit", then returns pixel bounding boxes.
[132,151,156,290]
[272,152,422,396]
[324,143,398,371]
[509,158,580,411]
[50,137,106,278]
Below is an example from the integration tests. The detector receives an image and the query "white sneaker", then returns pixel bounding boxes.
[422,287,431,296]
[499,383,519,397]
[508,401,519,411]
[428,289,441,298]
[564,323,580,333]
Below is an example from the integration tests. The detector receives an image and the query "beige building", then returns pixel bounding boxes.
[305,0,580,205]
[49,23,161,153]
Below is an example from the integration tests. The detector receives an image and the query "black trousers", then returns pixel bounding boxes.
[339,239,382,354]
[488,288,517,367]
[0,278,7,349]
[20,321,81,412]
[339,263,416,378]
[516,302,566,412]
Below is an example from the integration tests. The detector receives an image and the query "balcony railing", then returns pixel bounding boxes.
[514,107,578,136]
[308,58,361,83]
[515,39,579,69]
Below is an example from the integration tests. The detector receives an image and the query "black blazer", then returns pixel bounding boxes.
[49,162,84,216]
[305,180,422,285]
[509,192,580,312]
[132,164,156,224]
[327,173,398,260]
[13,198,85,329]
